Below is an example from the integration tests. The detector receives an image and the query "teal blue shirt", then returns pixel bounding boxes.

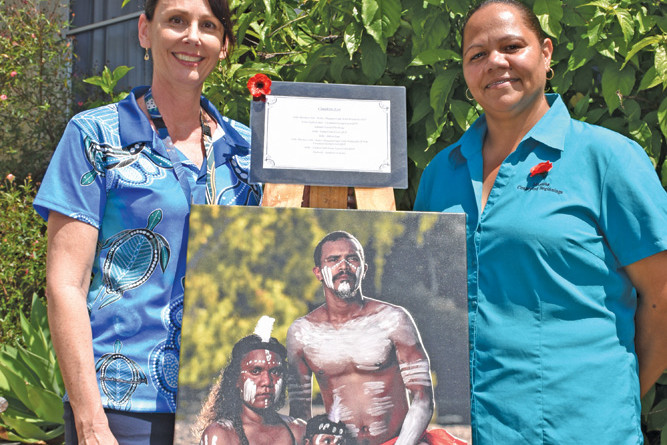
[415,94,667,444]
[34,87,261,413]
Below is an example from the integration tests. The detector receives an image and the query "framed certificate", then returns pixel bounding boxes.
[249,81,408,188]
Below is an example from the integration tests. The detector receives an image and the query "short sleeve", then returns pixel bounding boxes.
[33,117,107,228]
[600,137,667,266]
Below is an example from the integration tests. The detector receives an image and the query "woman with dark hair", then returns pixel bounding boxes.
[34,0,261,443]
[414,0,667,443]
[195,317,305,445]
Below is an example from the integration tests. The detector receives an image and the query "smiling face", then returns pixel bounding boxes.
[236,349,284,411]
[314,238,367,301]
[138,0,228,91]
[462,3,552,120]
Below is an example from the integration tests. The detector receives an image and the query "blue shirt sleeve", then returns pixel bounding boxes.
[598,134,667,266]
[34,115,108,228]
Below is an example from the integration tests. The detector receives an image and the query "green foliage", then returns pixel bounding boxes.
[0,0,72,182]
[643,372,667,445]
[0,176,47,346]
[0,295,64,444]
[195,0,667,210]
[83,65,134,107]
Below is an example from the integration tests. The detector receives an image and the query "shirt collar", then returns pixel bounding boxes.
[522,93,568,152]
[118,86,250,160]
[454,93,568,167]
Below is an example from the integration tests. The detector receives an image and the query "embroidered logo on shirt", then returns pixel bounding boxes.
[517,182,563,195]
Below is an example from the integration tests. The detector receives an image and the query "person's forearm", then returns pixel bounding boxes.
[396,358,434,445]
[47,285,110,436]
[394,395,433,445]
[625,251,667,396]
[46,212,116,443]
[636,294,667,396]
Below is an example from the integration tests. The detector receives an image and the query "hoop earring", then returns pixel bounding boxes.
[546,67,554,80]
[144,48,150,61]
[465,88,474,101]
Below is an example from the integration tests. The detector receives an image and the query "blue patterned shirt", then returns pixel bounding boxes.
[34,86,261,413]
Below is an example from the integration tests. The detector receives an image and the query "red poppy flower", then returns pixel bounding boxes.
[530,160,553,177]
[247,73,272,101]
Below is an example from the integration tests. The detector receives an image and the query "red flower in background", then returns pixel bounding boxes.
[530,160,553,177]
[247,73,271,101]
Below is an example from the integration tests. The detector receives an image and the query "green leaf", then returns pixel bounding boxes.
[655,45,667,86]
[0,414,49,441]
[642,385,656,416]
[411,10,450,54]
[623,35,663,69]
[612,8,634,46]
[425,116,446,148]
[410,49,460,66]
[572,92,591,117]
[450,99,475,131]
[0,348,40,387]
[25,384,64,424]
[628,120,651,149]
[567,43,594,71]
[20,310,48,362]
[647,399,667,431]
[111,65,133,84]
[121,0,131,6]
[658,372,667,386]
[429,69,458,119]
[658,96,667,140]
[621,99,641,121]
[343,21,363,60]
[601,63,635,114]
[534,0,563,37]
[361,0,401,50]
[15,346,55,389]
[0,365,32,410]
[360,35,387,83]
[638,66,662,91]
[410,98,432,126]
[443,0,468,15]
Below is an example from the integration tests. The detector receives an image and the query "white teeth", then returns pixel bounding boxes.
[488,78,515,87]
[174,53,202,62]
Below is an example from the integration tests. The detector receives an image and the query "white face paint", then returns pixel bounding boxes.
[243,377,258,404]
[320,258,364,300]
[274,377,283,403]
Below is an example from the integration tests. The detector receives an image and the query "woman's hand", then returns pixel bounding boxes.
[76,405,119,445]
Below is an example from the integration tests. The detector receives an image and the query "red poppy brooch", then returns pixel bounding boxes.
[247,73,272,102]
[530,160,553,177]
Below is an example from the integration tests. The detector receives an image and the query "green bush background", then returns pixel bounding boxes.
[0,0,665,442]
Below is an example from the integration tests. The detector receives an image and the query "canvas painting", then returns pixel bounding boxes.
[174,206,470,445]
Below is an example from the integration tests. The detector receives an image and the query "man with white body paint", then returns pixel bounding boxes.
[287,231,435,445]
[196,316,305,445]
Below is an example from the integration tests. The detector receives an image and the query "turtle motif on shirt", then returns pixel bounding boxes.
[95,340,148,410]
[80,137,172,186]
[92,209,170,309]
[149,278,183,411]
